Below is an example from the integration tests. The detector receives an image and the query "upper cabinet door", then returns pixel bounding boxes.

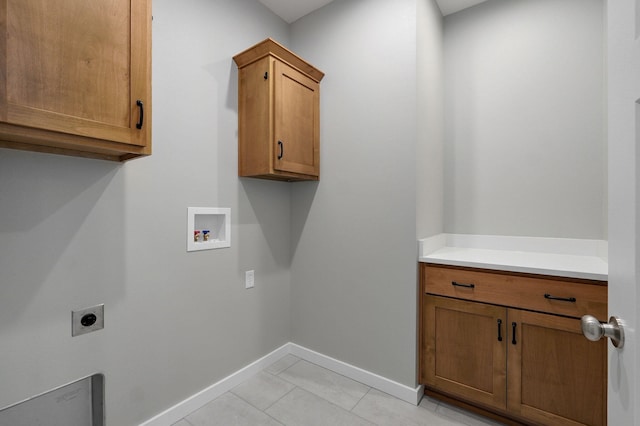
[273,60,320,177]
[0,0,152,161]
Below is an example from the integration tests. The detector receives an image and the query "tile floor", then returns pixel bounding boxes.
[171,355,505,426]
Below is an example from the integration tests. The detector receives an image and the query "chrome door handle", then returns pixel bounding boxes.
[581,315,625,348]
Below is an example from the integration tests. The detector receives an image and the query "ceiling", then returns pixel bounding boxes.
[259,0,489,23]
[435,0,489,16]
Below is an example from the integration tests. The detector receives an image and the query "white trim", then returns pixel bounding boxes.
[288,343,423,405]
[139,342,423,425]
[139,343,290,426]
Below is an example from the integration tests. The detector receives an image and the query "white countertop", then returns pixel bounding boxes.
[418,234,608,281]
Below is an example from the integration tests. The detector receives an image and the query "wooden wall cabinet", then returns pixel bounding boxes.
[419,264,607,426]
[233,38,324,181]
[0,0,152,161]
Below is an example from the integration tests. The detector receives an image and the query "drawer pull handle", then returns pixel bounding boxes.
[544,293,577,303]
[512,322,517,345]
[451,281,475,289]
[497,319,503,342]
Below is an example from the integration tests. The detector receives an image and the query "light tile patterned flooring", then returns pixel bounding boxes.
[172,355,505,426]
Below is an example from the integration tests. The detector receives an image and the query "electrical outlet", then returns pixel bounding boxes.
[245,270,255,289]
[72,304,104,336]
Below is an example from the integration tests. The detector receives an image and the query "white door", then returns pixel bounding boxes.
[607,0,640,424]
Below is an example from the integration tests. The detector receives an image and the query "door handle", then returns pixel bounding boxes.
[136,100,144,129]
[581,315,625,348]
[277,140,284,159]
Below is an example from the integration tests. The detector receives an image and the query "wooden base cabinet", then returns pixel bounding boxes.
[419,264,607,426]
[0,0,152,161]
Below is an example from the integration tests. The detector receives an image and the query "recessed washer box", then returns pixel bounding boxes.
[187,207,231,252]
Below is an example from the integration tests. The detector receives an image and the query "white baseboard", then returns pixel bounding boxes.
[288,343,423,405]
[139,343,290,426]
[139,342,423,426]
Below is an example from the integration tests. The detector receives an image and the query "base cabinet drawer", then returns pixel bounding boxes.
[419,264,607,426]
[424,264,607,321]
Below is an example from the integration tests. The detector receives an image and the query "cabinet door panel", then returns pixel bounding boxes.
[1,0,150,148]
[507,309,606,426]
[425,296,507,410]
[274,60,319,176]
[237,57,272,176]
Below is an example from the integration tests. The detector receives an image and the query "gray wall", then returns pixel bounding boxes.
[417,0,445,238]
[443,0,606,239]
[0,1,293,425]
[288,0,424,387]
[0,0,607,424]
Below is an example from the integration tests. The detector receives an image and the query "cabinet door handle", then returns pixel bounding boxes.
[277,140,284,159]
[136,100,144,130]
[497,319,503,342]
[451,281,475,289]
[544,293,576,303]
[512,322,517,345]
